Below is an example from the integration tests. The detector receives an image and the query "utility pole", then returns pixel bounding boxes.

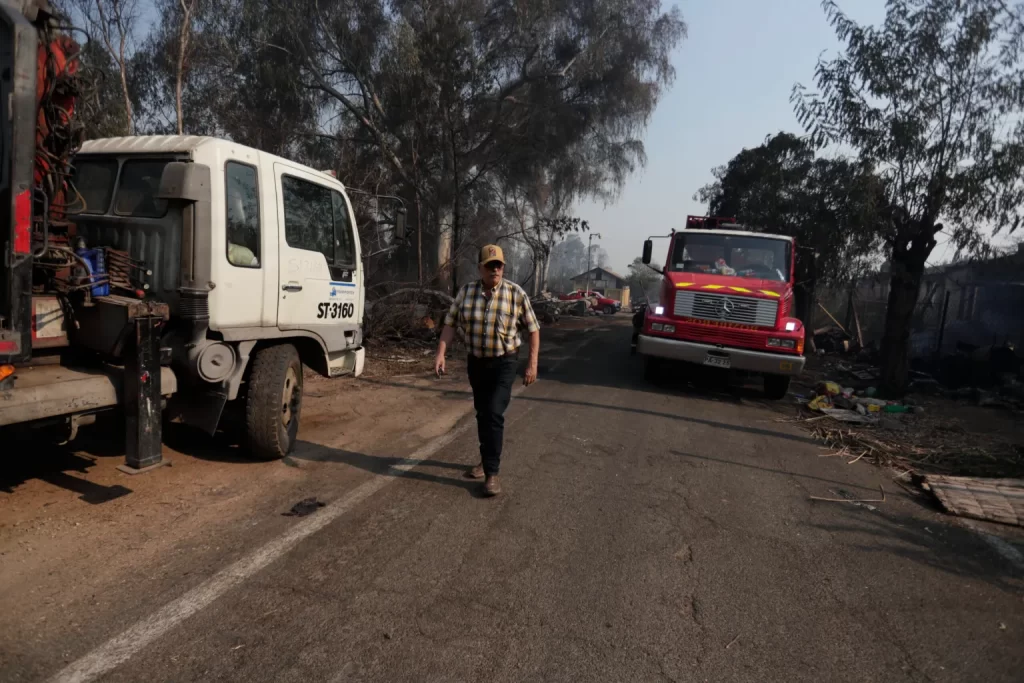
[585,233,602,296]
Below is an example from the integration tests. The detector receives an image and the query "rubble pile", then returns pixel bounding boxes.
[788,356,1024,482]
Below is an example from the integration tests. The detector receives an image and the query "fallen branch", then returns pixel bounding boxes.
[809,485,886,503]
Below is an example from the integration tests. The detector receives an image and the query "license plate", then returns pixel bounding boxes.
[703,354,731,369]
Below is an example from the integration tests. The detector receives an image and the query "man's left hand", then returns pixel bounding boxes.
[523,361,538,386]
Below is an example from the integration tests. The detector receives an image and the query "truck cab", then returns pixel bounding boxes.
[2,134,394,463]
[636,216,806,399]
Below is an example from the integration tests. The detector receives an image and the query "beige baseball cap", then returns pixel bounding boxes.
[479,244,505,265]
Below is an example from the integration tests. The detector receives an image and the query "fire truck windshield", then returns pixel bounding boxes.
[669,233,791,282]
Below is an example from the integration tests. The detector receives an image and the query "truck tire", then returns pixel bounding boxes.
[604,305,616,315]
[764,374,791,401]
[245,344,303,460]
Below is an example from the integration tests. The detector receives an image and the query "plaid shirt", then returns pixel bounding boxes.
[444,279,540,358]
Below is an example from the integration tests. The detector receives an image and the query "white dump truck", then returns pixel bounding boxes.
[1,1,404,468]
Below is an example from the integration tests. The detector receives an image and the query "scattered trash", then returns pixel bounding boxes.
[883,404,912,414]
[816,381,843,397]
[283,497,326,517]
[864,386,878,397]
[920,475,1024,527]
[808,394,833,411]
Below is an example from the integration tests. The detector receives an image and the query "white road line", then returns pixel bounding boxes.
[49,332,599,683]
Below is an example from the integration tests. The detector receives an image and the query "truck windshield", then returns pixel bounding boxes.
[669,233,791,282]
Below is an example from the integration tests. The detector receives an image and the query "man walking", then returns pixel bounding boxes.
[435,245,540,497]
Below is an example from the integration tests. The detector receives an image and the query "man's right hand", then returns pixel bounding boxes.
[435,352,446,377]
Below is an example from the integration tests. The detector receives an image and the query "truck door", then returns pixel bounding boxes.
[274,164,360,350]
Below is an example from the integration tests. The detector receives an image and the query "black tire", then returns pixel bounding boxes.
[764,374,792,401]
[604,305,616,315]
[244,344,303,460]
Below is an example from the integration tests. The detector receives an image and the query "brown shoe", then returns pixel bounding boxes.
[482,475,501,497]
[464,463,485,480]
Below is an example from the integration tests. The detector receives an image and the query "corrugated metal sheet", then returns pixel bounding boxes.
[79,135,213,155]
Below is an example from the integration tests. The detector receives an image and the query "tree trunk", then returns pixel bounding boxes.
[416,195,423,286]
[175,0,193,135]
[540,249,552,294]
[531,250,543,297]
[436,205,453,292]
[880,234,933,396]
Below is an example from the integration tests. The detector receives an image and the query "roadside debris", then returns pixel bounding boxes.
[920,476,1024,527]
[364,288,454,342]
[283,497,326,517]
[782,356,1024,481]
[809,484,886,504]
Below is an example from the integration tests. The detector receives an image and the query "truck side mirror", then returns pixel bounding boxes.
[394,207,407,242]
[642,239,653,265]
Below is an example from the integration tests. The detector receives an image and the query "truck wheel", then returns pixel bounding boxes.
[764,374,791,401]
[245,344,302,460]
[604,305,616,315]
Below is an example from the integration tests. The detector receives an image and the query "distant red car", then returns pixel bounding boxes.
[558,290,621,314]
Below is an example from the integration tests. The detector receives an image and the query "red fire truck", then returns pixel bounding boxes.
[635,216,806,399]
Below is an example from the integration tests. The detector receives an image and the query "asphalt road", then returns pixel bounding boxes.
[17,322,1024,682]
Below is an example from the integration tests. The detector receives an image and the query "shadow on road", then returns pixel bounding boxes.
[808,507,1024,593]
[288,441,485,497]
[360,376,818,447]
[0,429,133,503]
[670,450,883,494]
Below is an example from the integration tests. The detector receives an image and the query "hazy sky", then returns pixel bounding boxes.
[577,0,896,276]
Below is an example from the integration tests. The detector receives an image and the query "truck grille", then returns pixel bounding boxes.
[674,291,778,327]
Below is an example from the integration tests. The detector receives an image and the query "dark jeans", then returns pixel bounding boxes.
[467,352,519,476]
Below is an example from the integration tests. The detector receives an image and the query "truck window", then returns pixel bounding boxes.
[331,190,356,267]
[670,233,790,281]
[225,162,260,268]
[114,160,169,218]
[71,158,118,214]
[282,175,334,263]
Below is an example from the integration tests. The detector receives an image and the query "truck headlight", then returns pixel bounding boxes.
[767,338,797,349]
[651,323,675,333]
[654,306,665,315]
[785,321,798,332]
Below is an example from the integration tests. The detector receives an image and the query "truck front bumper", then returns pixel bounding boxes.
[637,335,805,376]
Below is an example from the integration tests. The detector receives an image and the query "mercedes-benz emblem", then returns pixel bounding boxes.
[717,299,735,319]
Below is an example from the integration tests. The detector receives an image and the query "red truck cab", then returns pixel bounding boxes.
[636,216,805,399]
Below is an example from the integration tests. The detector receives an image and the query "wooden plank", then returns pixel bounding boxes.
[922,475,1024,527]
[817,302,848,336]
[851,295,864,348]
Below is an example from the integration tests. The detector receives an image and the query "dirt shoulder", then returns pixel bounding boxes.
[0,314,612,667]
